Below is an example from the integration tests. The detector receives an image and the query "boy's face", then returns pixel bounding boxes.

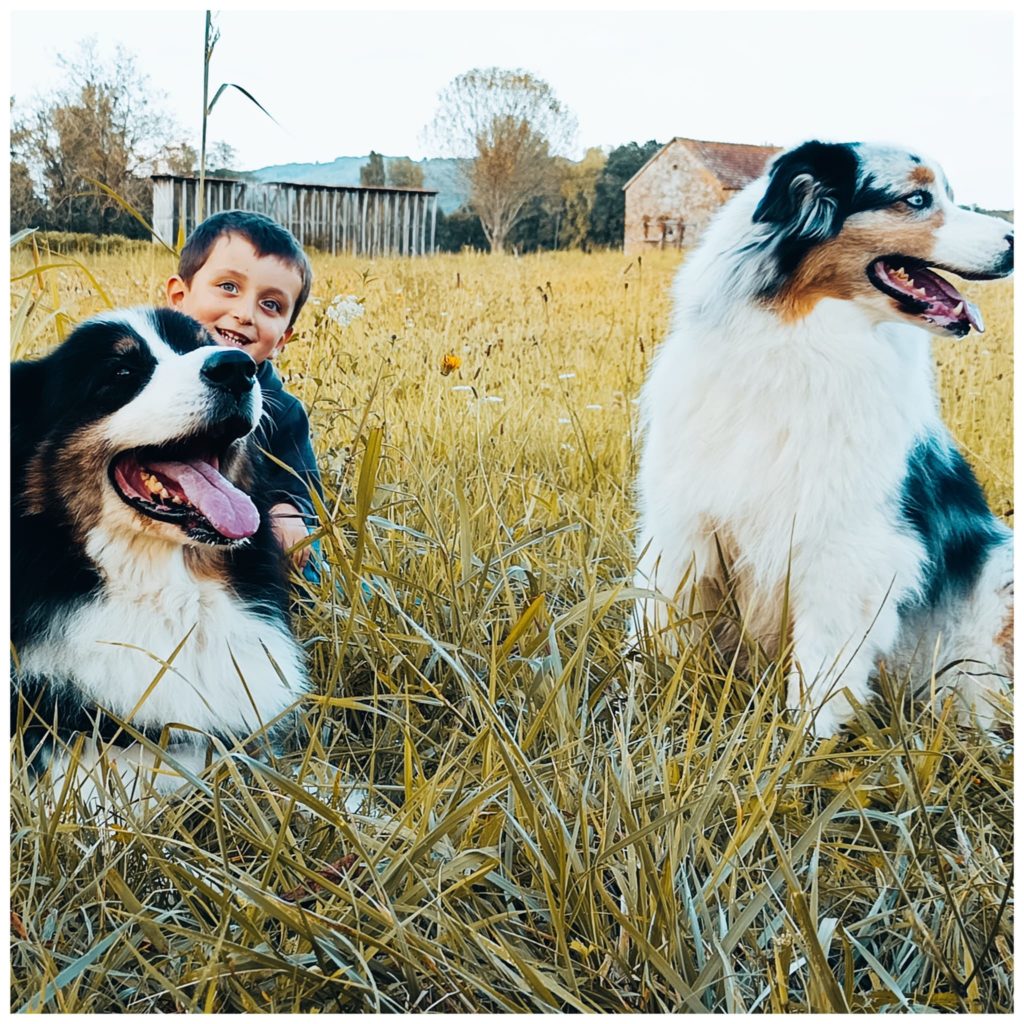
[166,234,304,364]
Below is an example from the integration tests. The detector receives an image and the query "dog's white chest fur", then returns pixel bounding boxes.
[19,529,306,737]
[639,303,935,602]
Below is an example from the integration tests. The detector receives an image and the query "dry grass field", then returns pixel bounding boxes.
[9,240,1014,1012]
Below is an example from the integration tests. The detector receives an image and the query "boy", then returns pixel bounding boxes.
[166,210,322,569]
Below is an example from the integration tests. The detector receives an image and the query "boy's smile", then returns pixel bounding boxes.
[166,234,304,364]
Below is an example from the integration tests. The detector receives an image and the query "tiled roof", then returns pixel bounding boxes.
[682,138,782,190]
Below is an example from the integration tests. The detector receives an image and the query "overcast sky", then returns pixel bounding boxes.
[9,6,1016,208]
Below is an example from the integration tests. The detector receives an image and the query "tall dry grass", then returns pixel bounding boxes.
[9,241,1014,1012]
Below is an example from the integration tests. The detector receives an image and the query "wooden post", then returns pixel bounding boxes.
[152,178,174,246]
[372,192,380,258]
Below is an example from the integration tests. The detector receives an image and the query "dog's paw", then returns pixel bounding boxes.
[787,672,850,739]
[808,703,846,740]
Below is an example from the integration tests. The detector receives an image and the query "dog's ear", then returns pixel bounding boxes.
[753,141,859,245]
[11,357,47,468]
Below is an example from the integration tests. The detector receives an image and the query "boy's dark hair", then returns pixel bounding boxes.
[178,210,313,328]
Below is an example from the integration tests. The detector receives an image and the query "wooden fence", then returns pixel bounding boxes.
[151,175,439,256]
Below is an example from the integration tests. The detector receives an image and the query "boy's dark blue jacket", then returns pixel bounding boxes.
[254,361,323,523]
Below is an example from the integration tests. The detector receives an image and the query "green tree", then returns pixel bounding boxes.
[425,67,577,253]
[589,139,662,248]
[387,156,425,189]
[360,150,386,186]
[434,206,488,252]
[507,192,559,253]
[558,147,607,250]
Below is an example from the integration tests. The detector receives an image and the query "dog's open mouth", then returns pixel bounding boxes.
[110,446,259,544]
[867,257,984,337]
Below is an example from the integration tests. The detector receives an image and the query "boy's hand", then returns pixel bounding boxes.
[269,502,311,569]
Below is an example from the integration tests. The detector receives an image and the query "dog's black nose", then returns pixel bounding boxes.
[201,348,257,396]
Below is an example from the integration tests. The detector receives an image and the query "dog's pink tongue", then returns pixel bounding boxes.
[149,460,260,539]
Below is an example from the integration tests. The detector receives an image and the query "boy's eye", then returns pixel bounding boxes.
[262,299,281,313]
[219,282,239,294]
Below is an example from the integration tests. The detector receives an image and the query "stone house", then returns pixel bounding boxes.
[623,137,781,255]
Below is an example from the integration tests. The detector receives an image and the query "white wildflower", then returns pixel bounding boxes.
[484,395,503,403]
[558,372,576,380]
[585,404,603,411]
[326,294,365,327]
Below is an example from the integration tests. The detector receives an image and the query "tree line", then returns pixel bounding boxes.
[12,47,661,253]
[430,139,661,253]
[11,41,244,238]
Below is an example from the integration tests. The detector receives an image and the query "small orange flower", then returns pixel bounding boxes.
[440,352,461,376]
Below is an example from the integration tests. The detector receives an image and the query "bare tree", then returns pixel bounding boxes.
[12,39,185,235]
[425,68,577,253]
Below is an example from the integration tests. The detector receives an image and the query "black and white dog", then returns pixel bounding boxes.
[11,308,308,803]
[634,141,1013,738]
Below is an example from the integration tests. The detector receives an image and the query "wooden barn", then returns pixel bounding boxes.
[622,137,780,255]
[151,175,439,257]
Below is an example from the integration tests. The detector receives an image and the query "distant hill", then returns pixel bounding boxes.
[248,156,468,213]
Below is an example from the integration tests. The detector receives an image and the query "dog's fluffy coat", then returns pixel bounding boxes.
[634,141,1013,737]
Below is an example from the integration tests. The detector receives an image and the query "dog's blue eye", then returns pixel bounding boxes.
[904,191,930,209]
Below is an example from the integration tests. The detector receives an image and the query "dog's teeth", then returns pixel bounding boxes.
[952,302,964,316]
